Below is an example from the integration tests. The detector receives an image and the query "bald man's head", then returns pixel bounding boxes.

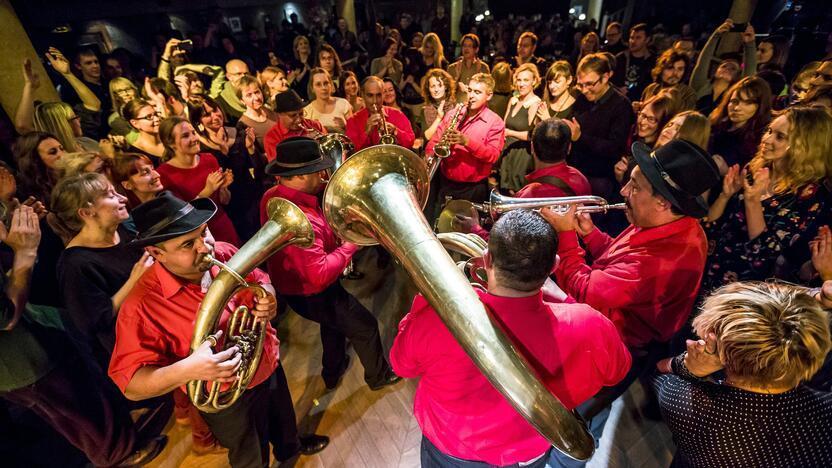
[226,59,250,87]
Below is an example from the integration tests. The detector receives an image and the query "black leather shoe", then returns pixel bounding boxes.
[298,434,330,456]
[324,355,351,390]
[118,435,167,467]
[369,368,402,391]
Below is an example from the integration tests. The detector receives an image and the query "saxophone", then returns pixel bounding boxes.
[428,103,467,178]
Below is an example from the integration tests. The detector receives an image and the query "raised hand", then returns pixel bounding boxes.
[721,164,743,198]
[22,58,41,89]
[742,167,770,202]
[45,47,71,75]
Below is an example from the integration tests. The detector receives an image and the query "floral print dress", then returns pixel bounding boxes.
[701,183,829,295]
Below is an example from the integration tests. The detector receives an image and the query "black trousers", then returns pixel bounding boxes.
[200,364,299,468]
[284,281,387,386]
[425,171,491,225]
[2,355,137,467]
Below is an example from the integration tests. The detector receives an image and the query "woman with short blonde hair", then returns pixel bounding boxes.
[655,281,832,466]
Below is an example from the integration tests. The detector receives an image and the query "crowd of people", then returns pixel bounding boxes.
[1,5,832,468]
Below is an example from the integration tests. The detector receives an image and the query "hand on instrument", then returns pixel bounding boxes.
[184,330,242,383]
[683,332,723,377]
[252,293,277,322]
[575,211,595,237]
[444,129,468,146]
[452,206,480,234]
[540,204,578,233]
[365,113,383,134]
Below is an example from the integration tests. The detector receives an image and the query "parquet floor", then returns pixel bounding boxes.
[147,248,675,468]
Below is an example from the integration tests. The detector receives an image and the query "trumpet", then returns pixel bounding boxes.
[300,121,325,139]
[374,104,396,145]
[436,191,626,233]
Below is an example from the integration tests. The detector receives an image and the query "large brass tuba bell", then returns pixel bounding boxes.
[322,145,595,460]
[188,198,314,413]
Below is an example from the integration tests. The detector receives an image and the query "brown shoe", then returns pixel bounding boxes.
[117,435,167,467]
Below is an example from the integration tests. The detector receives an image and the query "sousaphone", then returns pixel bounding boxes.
[322,145,595,460]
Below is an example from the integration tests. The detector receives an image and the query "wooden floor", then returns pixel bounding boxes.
[147,249,676,468]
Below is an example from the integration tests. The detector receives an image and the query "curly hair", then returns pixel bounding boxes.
[694,281,831,389]
[748,106,832,194]
[420,68,455,105]
[651,49,690,83]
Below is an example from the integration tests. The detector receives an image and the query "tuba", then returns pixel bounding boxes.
[323,145,595,460]
[188,198,314,413]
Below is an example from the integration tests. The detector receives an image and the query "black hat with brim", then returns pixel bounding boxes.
[274,90,307,113]
[265,136,335,177]
[631,139,720,219]
[130,191,217,247]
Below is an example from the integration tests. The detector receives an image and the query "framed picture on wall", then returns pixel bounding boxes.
[228,17,242,33]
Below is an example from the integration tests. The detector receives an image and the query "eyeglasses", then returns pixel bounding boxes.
[637,112,658,125]
[67,115,80,122]
[135,112,161,121]
[575,77,602,90]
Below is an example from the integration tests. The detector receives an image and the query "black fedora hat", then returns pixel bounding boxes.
[265,136,334,177]
[274,90,306,113]
[130,191,217,246]
[631,139,720,218]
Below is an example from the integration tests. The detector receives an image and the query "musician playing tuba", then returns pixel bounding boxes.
[259,137,402,391]
[424,73,506,223]
[391,209,632,466]
[263,90,327,162]
[345,76,415,151]
[108,192,329,466]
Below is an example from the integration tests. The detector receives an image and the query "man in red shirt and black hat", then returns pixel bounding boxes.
[259,137,401,392]
[263,90,326,161]
[108,192,329,466]
[542,139,721,465]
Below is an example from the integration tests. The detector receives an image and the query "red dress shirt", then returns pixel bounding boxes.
[516,162,592,198]
[555,217,707,348]
[345,107,416,151]
[108,242,279,394]
[259,184,358,296]
[156,154,241,246]
[425,106,505,183]
[263,118,326,162]
[390,290,631,466]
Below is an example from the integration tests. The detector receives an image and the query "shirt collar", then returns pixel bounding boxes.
[526,162,567,180]
[155,260,197,300]
[630,216,700,247]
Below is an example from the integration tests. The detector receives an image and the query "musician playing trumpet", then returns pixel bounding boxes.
[425,73,505,222]
[108,192,329,466]
[345,76,415,151]
[264,90,327,162]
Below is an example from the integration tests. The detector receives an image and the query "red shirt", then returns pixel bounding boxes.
[259,184,358,296]
[555,217,707,348]
[156,154,241,246]
[391,290,630,466]
[108,242,279,394]
[263,118,326,162]
[425,106,505,183]
[345,107,416,151]
[516,162,592,198]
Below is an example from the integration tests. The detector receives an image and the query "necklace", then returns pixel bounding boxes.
[549,92,573,113]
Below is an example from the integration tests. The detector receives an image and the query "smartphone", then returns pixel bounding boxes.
[730,22,747,32]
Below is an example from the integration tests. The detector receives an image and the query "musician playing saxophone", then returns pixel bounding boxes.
[263,90,327,162]
[345,76,415,151]
[108,192,329,466]
[425,73,505,222]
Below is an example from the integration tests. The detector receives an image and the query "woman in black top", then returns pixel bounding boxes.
[708,76,771,169]
[52,173,150,369]
[122,99,166,166]
[655,281,832,468]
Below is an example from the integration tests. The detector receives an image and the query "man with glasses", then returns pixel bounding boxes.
[601,22,626,55]
[216,59,251,124]
[567,54,634,202]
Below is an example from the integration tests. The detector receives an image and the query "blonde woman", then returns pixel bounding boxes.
[500,63,542,193]
[108,77,139,136]
[704,107,832,293]
[420,33,448,70]
[655,281,832,466]
[536,61,576,121]
[304,68,352,133]
[258,66,290,109]
[655,110,711,150]
[33,102,100,153]
[288,35,314,99]
[56,151,112,180]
